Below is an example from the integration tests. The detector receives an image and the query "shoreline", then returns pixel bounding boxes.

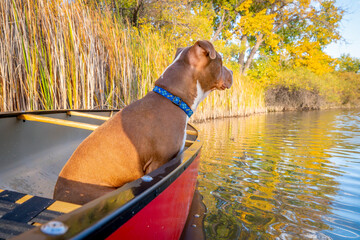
[191,104,360,123]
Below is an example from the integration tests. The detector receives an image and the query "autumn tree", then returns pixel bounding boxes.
[207,0,343,75]
[84,0,214,44]
[83,0,142,26]
[337,54,360,73]
[132,0,214,43]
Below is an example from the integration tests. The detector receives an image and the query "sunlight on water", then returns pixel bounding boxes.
[196,108,360,239]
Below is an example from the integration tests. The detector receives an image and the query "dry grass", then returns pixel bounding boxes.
[0,0,265,120]
[194,72,266,121]
[0,0,173,111]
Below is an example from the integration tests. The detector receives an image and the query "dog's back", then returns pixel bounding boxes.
[54,92,187,204]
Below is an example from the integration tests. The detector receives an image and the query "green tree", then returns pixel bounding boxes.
[337,54,360,73]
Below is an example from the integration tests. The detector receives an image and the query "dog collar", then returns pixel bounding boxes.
[153,86,194,118]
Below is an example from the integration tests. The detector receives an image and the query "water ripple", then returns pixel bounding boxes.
[197,109,360,239]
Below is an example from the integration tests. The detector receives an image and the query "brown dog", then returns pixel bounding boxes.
[54,40,233,204]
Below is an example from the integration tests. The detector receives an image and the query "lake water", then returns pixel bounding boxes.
[196,108,360,239]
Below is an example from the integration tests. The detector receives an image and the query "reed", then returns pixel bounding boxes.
[0,0,264,120]
[194,72,266,121]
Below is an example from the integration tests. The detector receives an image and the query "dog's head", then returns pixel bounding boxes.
[155,40,233,110]
[174,40,233,92]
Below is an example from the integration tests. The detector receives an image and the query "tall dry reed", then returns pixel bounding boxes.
[0,0,265,120]
[0,0,173,111]
[195,73,266,121]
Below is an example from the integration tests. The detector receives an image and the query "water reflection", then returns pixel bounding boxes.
[196,109,360,239]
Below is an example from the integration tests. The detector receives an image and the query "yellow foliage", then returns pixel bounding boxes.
[288,40,335,75]
[238,8,276,36]
[238,0,252,13]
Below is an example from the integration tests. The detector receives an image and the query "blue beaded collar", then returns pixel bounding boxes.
[153,86,194,118]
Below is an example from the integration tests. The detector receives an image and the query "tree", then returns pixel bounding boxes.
[83,0,142,26]
[337,54,360,73]
[207,0,343,75]
[84,0,214,44]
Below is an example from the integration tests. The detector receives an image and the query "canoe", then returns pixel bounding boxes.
[0,110,202,239]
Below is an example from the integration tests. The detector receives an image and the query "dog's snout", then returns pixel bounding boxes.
[225,67,233,89]
[220,66,233,89]
[223,66,233,76]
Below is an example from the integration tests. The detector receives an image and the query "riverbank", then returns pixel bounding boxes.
[191,104,359,123]
[191,84,360,122]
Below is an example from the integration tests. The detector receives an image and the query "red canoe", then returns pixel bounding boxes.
[0,110,202,239]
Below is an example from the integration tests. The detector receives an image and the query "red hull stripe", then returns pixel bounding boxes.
[107,154,200,240]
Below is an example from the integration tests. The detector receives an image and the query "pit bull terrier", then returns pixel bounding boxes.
[54,40,233,204]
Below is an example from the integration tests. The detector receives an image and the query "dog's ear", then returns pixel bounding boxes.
[194,40,216,60]
[174,47,184,60]
[188,40,216,67]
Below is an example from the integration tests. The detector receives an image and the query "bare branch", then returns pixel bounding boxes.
[211,11,226,42]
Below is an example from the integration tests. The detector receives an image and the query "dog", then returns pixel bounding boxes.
[53,40,233,204]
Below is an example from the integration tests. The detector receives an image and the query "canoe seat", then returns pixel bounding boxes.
[0,189,80,240]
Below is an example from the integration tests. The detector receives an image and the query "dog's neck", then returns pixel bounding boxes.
[153,86,194,117]
[155,58,211,115]
[191,81,211,111]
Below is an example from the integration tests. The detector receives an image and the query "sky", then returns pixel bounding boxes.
[324,0,360,58]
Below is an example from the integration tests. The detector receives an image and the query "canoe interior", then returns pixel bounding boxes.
[0,110,200,239]
[0,111,115,198]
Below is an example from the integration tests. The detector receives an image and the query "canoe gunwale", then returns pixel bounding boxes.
[0,109,117,119]
[73,144,201,239]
